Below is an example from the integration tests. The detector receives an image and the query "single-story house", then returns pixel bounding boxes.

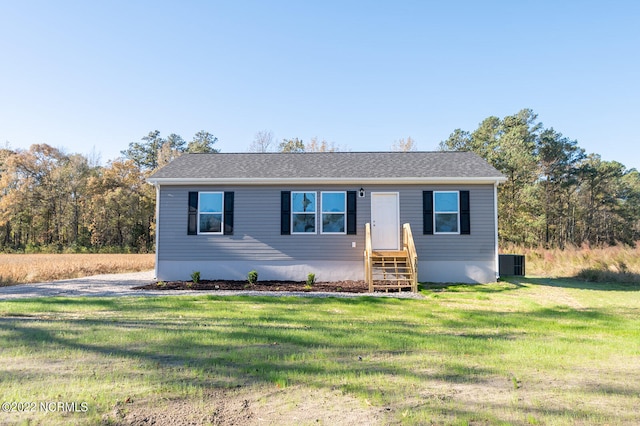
[147,151,506,286]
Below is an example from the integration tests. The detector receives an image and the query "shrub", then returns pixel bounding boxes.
[248,270,258,284]
[576,268,640,284]
[306,273,316,286]
[191,271,200,284]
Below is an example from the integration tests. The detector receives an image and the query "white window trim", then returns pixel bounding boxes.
[434,190,460,235]
[320,191,347,235]
[198,191,224,235]
[291,191,317,235]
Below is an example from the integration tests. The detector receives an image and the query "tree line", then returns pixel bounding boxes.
[439,109,640,248]
[0,130,218,253]
[0,112,637,253]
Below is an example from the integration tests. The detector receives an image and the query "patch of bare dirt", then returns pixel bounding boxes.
[105,385,384,426]
[134,280,370,293]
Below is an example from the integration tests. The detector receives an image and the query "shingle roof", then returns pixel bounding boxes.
[147,151,506,184]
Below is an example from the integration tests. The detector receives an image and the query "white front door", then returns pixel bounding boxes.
[371,192,400,250]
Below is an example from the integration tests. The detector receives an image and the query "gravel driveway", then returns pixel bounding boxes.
[0,271,157,300]
[0,271,423,300]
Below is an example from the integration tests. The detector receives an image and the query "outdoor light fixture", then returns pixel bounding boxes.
[359,188,365,198]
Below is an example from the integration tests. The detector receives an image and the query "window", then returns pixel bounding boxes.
[291,192,316,233]
[282,191,356,236]
[188,191,234,235]
[198,192,223,234]
[434,191,459,234]
[321,192,346,234]
[423,190,469,235]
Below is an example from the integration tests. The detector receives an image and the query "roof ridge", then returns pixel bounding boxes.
[180,150,470,154]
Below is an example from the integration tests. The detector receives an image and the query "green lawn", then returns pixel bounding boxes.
[1,277,639,425]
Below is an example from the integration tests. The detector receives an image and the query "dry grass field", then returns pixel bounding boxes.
[502,243,640,282]
[0,254,155,285]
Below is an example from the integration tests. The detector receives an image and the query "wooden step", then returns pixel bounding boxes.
[373,281,411,288]
[372,266,411,272]
[372,250,407,256]
[372,265,410,271]
[372,276,411,281]
[372,268,413,281]
[371,282,414,291]
[372,262,408,267]
[372,274,411,279]
[371,271,409,276]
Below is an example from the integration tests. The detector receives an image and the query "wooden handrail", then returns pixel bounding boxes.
[402,223,418,292]
[365,223,373,292]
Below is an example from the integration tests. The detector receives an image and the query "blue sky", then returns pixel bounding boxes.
[1,1,638,170]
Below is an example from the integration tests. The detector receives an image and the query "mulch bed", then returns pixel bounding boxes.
[133,280,370,293]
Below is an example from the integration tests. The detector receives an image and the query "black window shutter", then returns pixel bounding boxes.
[460,190,470,235]
[423,191,433,235]
[281,191,291,235]
[224,192,234,235]
[346,191,357,235]
[188,192,198,235]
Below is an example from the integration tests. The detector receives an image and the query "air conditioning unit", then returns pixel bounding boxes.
[499,254,525,276]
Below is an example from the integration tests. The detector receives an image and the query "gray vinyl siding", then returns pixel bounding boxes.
[157,184,496,263]
[401,185,496,261]
[158,185,367,262]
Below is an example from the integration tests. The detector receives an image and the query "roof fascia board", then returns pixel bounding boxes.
[147,176,507,186]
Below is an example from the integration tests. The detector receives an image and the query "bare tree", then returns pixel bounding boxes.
[391,137,417,152]
[248,130,274,153]
[306,137,339,152]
